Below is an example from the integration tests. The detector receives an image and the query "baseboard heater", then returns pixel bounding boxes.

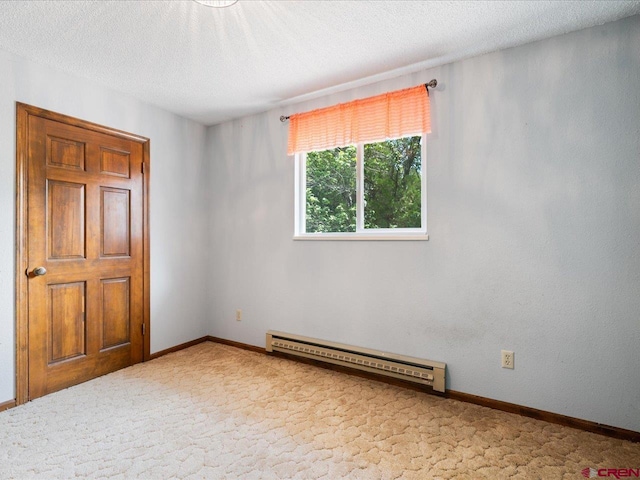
[266,330,446,392]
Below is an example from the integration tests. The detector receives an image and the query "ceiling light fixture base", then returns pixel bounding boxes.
[193,0,238,8]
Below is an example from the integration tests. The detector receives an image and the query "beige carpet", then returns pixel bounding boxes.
[0,342,638,479]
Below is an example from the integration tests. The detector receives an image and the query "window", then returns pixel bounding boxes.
[294,134,426,239]
[287,83,433,239]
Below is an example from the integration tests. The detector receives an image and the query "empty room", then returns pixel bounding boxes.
[0,1,639,478]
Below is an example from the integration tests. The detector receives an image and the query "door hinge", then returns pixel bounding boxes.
[141,162,145,174]
[142,323,146,335]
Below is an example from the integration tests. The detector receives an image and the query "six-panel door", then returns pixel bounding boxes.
[27,116,144,399]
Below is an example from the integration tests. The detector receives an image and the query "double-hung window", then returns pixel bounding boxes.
[289,84,431,240]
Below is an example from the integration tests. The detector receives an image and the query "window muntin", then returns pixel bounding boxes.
[295,135,427,239]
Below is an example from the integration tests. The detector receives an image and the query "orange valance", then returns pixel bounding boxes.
[287,85,431,155]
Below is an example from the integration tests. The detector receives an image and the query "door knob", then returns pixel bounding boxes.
[32,266,47,277]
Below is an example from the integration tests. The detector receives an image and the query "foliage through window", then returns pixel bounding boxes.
[295,135,426,238]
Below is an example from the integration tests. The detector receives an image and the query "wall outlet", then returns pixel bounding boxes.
[235,309,242,321]
[501,350,514,369]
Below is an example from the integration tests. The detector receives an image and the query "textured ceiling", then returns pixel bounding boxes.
[0,1,638,125]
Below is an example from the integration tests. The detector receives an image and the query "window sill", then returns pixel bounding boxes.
[293,233,429,241]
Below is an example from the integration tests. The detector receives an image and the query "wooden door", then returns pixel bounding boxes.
[16,104,150,402]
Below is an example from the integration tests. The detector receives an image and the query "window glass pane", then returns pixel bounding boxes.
[364,136,422,229]
[306,146,357,233]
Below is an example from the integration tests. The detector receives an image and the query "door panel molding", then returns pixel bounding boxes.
[15,103,151,405]
[47,180,86,260]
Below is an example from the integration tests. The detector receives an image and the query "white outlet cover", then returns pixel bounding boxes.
[501,350,514,369]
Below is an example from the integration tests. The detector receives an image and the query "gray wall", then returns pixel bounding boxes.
[206,16,640,431]
[0,50,212,404]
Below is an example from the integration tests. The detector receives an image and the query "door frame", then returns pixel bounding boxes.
[15,103,151,405]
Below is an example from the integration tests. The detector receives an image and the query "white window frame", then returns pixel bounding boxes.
[294,135,428,241]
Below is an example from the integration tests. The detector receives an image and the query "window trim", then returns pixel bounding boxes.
[293,135,428,241]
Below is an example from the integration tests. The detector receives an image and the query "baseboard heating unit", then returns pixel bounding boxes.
[266,330,446,392]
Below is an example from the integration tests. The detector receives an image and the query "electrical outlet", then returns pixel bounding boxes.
[501,350,514,369]
[235,309,242,321]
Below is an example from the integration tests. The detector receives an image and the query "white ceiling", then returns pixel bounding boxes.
[0,1,638,126]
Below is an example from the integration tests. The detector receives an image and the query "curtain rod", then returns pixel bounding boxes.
[279,79,437,122]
